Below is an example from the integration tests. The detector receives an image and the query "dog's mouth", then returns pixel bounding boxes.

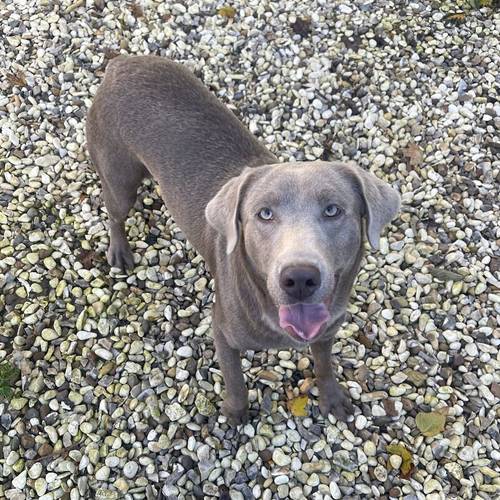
[278,302,331,342]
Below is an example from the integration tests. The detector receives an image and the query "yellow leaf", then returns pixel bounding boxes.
[218,6,236,18]
[416,411,446,437]
[387,443,414,478]
[287,394,308,417]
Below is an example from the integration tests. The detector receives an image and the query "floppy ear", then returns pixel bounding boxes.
[205,168,255,255]
[348,164,401,250]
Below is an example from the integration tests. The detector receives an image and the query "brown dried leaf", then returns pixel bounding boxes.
[103,47,120,61]
[6,71,27,87]
[130,2,144,18]
[445,12,467,24]
[217,6,236,18]
[78,248,97,270]
[287,394,308,417]
[402,142,423,168]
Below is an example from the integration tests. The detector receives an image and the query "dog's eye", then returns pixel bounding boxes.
[324,204,342,217]
[257,208,273,221]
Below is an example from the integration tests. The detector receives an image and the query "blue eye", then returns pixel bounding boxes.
[324,204,342,217]
[258,208,273,221]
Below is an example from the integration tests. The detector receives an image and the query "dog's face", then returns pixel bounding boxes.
[206,161,400,343]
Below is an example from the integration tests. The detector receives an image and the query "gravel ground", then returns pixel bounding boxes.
[1,1,499,499]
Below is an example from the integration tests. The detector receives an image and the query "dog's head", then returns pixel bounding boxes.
[206,161,400,343]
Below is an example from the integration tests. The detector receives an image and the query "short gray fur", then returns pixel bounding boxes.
[86,55,401,424]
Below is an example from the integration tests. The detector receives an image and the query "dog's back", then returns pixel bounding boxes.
[86,55,274,263]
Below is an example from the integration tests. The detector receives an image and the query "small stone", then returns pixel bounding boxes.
[464,343,478,357]
[105,456,120,468]
[364,441,376,457]
[177,346,193,358]
[431,440,449,459]
[381,309,394,320]
[389,454,402,469]
[194,277,207,291]
[77,330,97,340]
[165,403,186,421]
[12,470,27,490]
[355,415,367,430]
[297,357,310,370]
[95,466,110,481]
[38,443,53,457]
[302,460,329,474]
[95,348,113,361]
[458,447,475,462]
[35,155,60,167]
[330,481,342,499]
[20,434,36,449]
[10,398,28,410]
[424,478,441,494]
[28,462,43,479]
[195,393,216,416]
[123,461,139,479]
[272,449,291,467]
[34,478,48,496]
[373,464,387,482]
[331,450,356,472]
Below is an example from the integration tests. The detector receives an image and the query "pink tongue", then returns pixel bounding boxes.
[279,303,330,341]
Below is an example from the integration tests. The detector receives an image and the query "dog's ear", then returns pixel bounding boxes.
[205,167,255,255]
[344,163,401,250]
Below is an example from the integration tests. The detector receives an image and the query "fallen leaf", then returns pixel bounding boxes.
[6,71,27,87]
[434,406,449,417]
[130,3,144,18]
[387,443,414,478]
[287,394,308,417]
[78,248,97,270]
[416,411,446,437]
[444,12,467,24]
[103,47,121,62]
[217,6,236,18]
[291,16,312,37]
[404,369,427,388]
[402,142,423,168]
[429,267,465,282]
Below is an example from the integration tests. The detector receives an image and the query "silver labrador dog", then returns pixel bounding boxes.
[86,55,400,424]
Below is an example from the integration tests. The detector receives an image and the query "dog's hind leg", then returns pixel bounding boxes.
[90,146,147,270]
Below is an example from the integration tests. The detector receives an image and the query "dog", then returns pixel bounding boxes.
[86,55,400,424]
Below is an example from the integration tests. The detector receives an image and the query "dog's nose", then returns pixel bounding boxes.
[280,265,321,300]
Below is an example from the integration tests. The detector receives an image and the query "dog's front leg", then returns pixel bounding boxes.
[310,339,354,422]
[213,328,249,425]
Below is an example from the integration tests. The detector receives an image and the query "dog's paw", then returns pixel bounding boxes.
[318,387,354,422]
[221,401,249,426]
[107,241,135,270]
